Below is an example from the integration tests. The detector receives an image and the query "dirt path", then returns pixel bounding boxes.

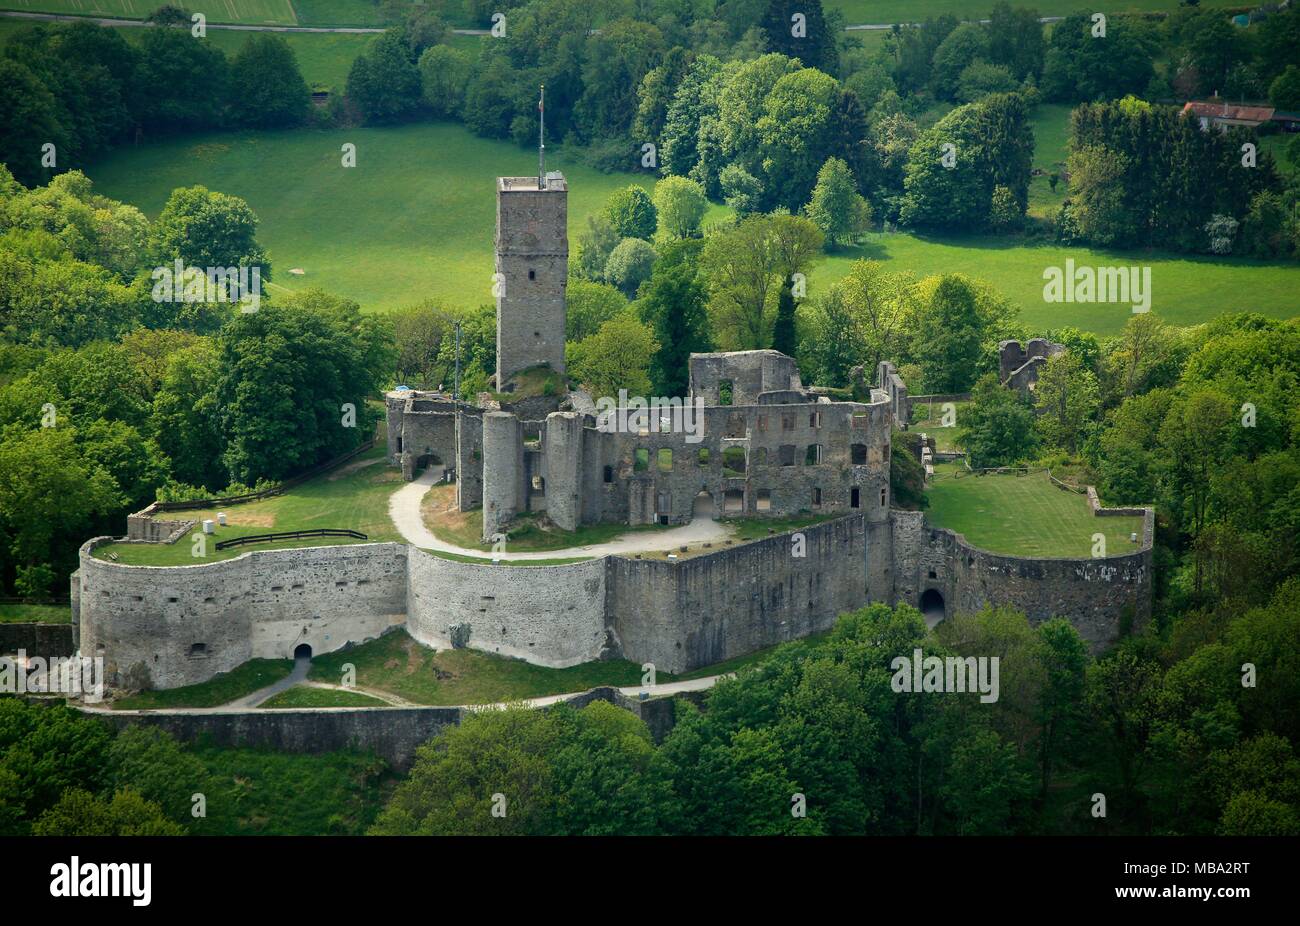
[388,466,731,561]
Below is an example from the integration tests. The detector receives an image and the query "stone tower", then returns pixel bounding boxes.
[494,173,568,387]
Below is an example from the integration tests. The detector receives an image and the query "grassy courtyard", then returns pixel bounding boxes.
[112,658,295,709]
[93,442,403,566]
[308,629,651,705]
[923,463,1145,558]
[258,685,390,708]
[0,601,70,623]
[909,400,969,453]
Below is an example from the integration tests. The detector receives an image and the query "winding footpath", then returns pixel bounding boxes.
[387,465,731,561]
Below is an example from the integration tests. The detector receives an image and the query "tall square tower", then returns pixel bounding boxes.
[495,173,568,387]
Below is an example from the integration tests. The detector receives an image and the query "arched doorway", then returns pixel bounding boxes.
[294,643,313,660]
[919,589,946,628]
[692,490,716,520]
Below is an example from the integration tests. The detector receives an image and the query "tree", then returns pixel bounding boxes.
[419,45,472,118]
[700,213,823,350]
[1040,13,1154,103]
[959,373,1038,467]
[909,274,1007,393]
[0,60,69,187]
[899,94,1033,231]
[1034,352,1100,454]
[346,29,422,124]
[566,312,658,398]
[652,176,707,241]
[987,2,1046,80]
[756,67,842,211]
[575,19,665,139]
[632,46,693,144]
[761,0,838,73]
[575,213,621,282]
[32,788,184,836]
[566,279,627,343]
[151,185,269,277]
[214,290,393,483]
[135,27,229,134]
[151,339,226,490]
[930,22,989,100]
[805,157,871,246]
[602,186,657,241]
[770,281,797,357]
[719,165,763,217]
[604,237,658,298]
[0,253,139,349]
[660,54,724,177]
[635,243,711,397]
[1268,66,1300,111]
[956,60,1017,103]
[228,35,308,128]
[106,726,209,825]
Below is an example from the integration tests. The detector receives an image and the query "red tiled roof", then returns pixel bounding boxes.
[1182,101,1275,122]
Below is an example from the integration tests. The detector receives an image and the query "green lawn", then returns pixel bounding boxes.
[93,442,403,565]
[0,602,70,623]
[923,463,1145,557]
[828,0,1238,24]
[82,122,1297,336]
[0,18,376,89]
[259,684,390,708]
[84,124,704,313]
[910,400,969,453]
[0,0,296,24]
[308,629,653,705]
[1028,102,1071,218]
[819,233,1299,336]
[112,658,295,709]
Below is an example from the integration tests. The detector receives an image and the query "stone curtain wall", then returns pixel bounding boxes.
[77,541,408,690]
[889,510,1153,650]
[83,687,681,770]
[605,515,871,674]
[406,550,607,668]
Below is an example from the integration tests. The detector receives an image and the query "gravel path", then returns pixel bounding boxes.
[388,466,731,561]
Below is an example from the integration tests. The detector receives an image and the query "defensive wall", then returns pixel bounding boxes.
[81,685,681,770]
[76,499,1153,690]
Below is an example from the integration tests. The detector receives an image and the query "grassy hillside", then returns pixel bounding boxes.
[0,0,297,24]
[83,122,1297,335]
[828,0,1239,24]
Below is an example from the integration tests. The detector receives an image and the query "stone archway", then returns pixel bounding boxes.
[919,588,946,628]
[294,643,313,660]
[692,490,716,520]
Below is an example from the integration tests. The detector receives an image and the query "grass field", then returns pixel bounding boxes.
[1027,103,1071,218]
[259,684,390,707]
[828,0,1238,24]
[910,400,969,452]
[83,123,1298,336]
[0,602,70,623]
[93,442,404,565]
[0,18,377,88]
[308,629,651,704]
[923,463,1144,557]
[0,0,296,24]
[112,657,295,709]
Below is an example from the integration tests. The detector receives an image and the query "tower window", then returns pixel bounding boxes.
[528,269,536,280]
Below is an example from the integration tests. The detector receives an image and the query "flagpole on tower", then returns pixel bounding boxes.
[538,85,546,189]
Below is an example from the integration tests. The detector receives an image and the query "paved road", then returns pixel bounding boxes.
[387,466,731,561]
[0,9,1065,34]
[221,653,310,708]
